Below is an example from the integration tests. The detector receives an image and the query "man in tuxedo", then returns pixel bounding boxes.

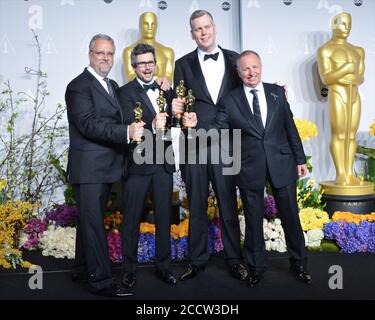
[65,34,144,297]
[211,50,312,286]
[172,10,247,282]
[117,43,177,288]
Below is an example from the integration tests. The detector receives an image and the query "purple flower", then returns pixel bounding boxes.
[44,204,79,227]
[324,220,375,253]
[264,195,278,219]
[107,231,122,262]
[21,218,48,250]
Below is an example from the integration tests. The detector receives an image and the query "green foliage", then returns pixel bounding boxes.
[297,178,326,210]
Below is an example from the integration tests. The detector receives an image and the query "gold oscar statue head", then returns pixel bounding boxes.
[123,12,175,83]
[317,12,373,195]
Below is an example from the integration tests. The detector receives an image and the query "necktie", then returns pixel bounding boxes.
[103,77,115,100]
[143,82,158,92]
[250,89,264,134]
[204,52,219,61]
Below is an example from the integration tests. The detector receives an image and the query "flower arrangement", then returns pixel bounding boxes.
[104,210,123,231]
[297,179,325,210]
[299,207,330,231]
[39,225,76,259]
[44,204,79,227]
[0,200,38,268]
[324,220,375,253]
[19,218,48,250]
[304,229,325,247]
[264,194,278,219]
[294,119,318,143]
[263,218,287,252]
[332,211,375,224]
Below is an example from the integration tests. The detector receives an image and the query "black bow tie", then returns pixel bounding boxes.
[143,82,158,92]
[204,52,219,61]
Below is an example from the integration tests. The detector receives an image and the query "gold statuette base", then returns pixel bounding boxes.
[320,180,375,196]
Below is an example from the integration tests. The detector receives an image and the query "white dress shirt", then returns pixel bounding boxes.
[197,46,225,104]
[87,66,111,94]
[136,78,161,114]
[243,82,267,127]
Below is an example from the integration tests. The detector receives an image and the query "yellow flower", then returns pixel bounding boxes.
[369,120,375,136]
[294,119,318,143]
[0,179,6,191]
[299,207,330,231]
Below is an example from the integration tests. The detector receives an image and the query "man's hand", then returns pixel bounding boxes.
[172,97,185,116]
[183,112,197,128]
[156,77,171,91]
[152,112,168,129]
[128,121,145,140]
[297,164,309,178]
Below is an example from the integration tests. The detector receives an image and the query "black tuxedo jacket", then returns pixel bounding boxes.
[116,79,175,175]
[174,47,242,130]
[65,68,127,184]
[215,82,306,189]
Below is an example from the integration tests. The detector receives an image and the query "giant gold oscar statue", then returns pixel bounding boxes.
[317,12,374,213]
[123,12,174,83]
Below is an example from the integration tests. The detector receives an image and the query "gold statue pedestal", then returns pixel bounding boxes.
[320,180,375,216]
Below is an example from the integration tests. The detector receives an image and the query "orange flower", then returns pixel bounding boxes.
[332,211,375,224]
[139,222,155,234]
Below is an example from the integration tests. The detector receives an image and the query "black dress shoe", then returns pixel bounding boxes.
[247,271,263,287]
[93,284,134,298]
[230,263,248,281]
[156,269,177,285]
[180,264,203,281]
[291,266,312,284]
[122,272,136,288]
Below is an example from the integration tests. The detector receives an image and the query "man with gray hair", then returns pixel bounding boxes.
[65,34,144,297]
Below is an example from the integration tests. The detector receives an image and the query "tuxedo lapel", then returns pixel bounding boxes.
[263,83,278,133]
[216,48,232,103]
[134,82,157,117]
[188,50,214,104]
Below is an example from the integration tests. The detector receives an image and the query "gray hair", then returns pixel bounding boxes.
[236,50,262,69]
[88,34,115,52]
[189,10,214,29]
[130,43,156,67]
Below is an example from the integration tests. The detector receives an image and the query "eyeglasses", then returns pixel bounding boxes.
[90,50,114,58]
[136,61,156,68]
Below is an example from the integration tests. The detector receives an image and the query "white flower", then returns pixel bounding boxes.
[304,229,324,247]
[239,215,246,242]
[18,231,28,248]
[263,219,286,252]
[40,225,76,259]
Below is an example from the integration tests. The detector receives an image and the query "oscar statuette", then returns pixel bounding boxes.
[156,90,168,141]
[172,80,186,128]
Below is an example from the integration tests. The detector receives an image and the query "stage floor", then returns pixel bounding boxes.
[1,251,374,300]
